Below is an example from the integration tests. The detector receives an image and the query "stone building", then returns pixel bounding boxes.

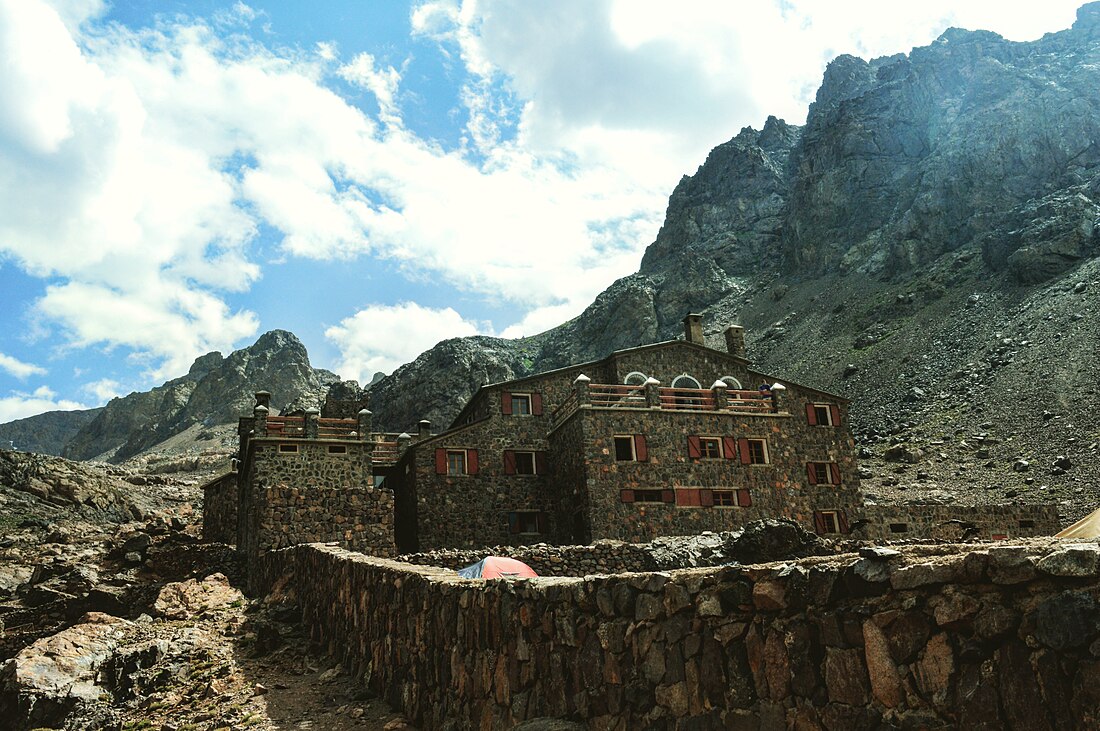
[205,313,1060,558]
[389,314,863,552]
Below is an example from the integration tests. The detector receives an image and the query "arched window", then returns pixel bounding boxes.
[671,374,701,389]
[623,372,648,386]
[721,376,743,390]
[623,372,647,403]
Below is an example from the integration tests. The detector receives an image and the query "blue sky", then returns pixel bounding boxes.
[0,0,1085,422]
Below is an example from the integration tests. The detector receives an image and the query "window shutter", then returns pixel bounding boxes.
[676,489,702,507]
[620,489,635,503]
[536,512,547,533]
[838,510,850,534]
[738,438,750,464]
[722,436,738,460]
[700,489,714,507]
[830,404,841,426]
[661,489,675,504]
[535,451,548,474]
[503,450,516,475]
[531,393,543,416]
[687,436,702,458]
[634,435,648,462]
[830,463,842,485]
[737,489,752,507]
[813,511,827,535]
[805,403,818,425]
[467,449,479,475]
[807,463,818,485]
[434,448,447,474]
[501,392,513,415]
[508,512,520,534]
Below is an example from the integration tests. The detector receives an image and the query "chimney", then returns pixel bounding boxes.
[418,419,432,438]
[254,391,271,409]
[683,313,704,345]
[724,325,746,358]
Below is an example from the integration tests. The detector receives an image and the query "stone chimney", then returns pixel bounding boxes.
[724,325,746,358]
[683,313,704,345]
[418,420,432,438]
[254,391,271,409]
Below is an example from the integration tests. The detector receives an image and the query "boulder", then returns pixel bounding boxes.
[153,573,243,619]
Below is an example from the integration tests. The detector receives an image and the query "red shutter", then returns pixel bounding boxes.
[435,448,447,474]
[722,436,738,459]
[737,489,752,507]
[807,463,818,485]
[838,510,850,534]
[813,511,827,534]
[531,393,543,416]
[535,451,548,474]
[661,489,675,504]
[675,489,694,506]
[467,449,479,475]
[687,436,702,458]
[501,392,513,415]
[830,463,842,485]
[700,489,714,507]
[738,438,750,464]
[621,490,635,503]
[830,405,841,426]
[634,435,648,462]
[508,512,520,533]
[806,403,818,425]
[536,512,547,533]
[503,450,516,475]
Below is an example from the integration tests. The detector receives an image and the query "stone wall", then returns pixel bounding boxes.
[398,541,655,576]
[239,438,393,562]
[255,539,1100,730]
[860,503,1061,541]
[201,472,237,543]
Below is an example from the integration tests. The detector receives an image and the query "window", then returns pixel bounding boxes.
[613,434,647,461]
[712,490,737,506]
[671,374,701,389]
[889,523,909,533]
[623,372,648,386]
[504,450,545,475]
[621,489,671,504]
[807,403,840,426]
[502,392,542,416]
[278,443,298,453]
[720,376,743,390]
[434,448,479,476]
[745,439,768,465]
[806,462,841,485]
[508,511,545,535]
[688,436,723,459]
[813,510,848,534]
[327,444,347,455]
[1019,519,1035,529]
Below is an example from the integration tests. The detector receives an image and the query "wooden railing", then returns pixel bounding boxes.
[265,416,305,435]
[723,390,778,413]
[658,388,716,411]
[589,383,646,407]
[550,383,779,428]
[317,417,358,439]
[373,441,400,464]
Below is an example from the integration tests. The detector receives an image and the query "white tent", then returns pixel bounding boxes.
[1056,507,1100,539]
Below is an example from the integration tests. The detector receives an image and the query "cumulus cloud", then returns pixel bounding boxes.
[325,302,486,381]
[83,377,124,402]
[0,385,87,423]
[0,353,47,379]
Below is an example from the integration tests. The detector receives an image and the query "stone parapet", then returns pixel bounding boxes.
[201,473,237,543]
[860,503,1060,541]
[254,539,1100,730]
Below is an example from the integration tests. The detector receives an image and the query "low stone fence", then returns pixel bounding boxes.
[201,473,237,543]
[860,503,1061,541]
[397,540,655,576]
[255,538,1100,729]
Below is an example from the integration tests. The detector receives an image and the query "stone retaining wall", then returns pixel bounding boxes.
[255,539,1100,729]
[398,541,655,576]
[201,473,237,543]
[860,503,1061,541]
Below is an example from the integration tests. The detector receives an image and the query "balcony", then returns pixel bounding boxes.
[550,378,782,429]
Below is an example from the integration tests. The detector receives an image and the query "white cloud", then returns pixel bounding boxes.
[325,302,486,381]
[83,377,124,402]
[0,353,47,379]
[0,385,87,423]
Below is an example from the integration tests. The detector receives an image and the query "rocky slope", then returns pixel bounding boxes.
[45,331,336,464]
[0,408,101,456]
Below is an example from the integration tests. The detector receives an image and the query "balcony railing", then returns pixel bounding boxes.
[550,379,780,429]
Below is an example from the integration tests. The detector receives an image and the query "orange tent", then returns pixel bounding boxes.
[457,556,538,579]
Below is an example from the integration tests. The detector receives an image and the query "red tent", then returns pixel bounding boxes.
[457,556,538,579]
